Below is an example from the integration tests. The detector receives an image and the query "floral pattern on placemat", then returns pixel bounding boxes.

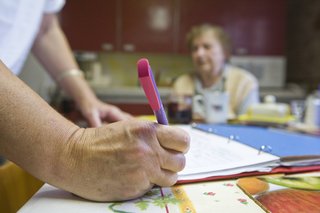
[107,187,180,213]
[106,180,266,213]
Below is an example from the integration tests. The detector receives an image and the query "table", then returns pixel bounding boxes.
[18,180,266,213]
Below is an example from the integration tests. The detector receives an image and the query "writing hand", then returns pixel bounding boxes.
[56,119,190,201]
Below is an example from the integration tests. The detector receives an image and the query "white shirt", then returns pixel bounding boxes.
[0,0,65,74]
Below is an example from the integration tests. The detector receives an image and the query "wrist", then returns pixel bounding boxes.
[56,69,99,108]
[55,69,84,83]
[48,126,86,190]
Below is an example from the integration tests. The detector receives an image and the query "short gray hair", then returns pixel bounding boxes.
[186,24,232,60]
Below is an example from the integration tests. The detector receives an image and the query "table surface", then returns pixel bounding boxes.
[18,180,266,213]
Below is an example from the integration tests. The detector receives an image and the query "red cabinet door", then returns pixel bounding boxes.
[178,0,287,55]
[59,0,118,51]
[59,0,286,55]
[120,0,177,53]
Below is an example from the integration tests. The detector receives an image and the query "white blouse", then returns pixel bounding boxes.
[0,0,65,74]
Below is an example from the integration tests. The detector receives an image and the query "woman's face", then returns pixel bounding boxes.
[190,32,226,77]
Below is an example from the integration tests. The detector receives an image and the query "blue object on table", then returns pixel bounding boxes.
[194,124,320,157]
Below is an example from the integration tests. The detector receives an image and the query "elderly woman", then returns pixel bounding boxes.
[173,24,259,120]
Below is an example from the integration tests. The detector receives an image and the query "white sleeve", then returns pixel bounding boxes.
[44,0,66,13]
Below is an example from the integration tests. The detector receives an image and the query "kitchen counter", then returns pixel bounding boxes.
[51,83,306,118]
[260,84,306,103]
[52,86,173,118]
[89,85,306,104]
[90,85,172,104]
[92,86,172,116]
[54,84,306,106]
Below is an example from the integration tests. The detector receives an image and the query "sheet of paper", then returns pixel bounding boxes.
[177,126,279,180]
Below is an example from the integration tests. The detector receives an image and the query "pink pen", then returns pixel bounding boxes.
[137,58,168,125]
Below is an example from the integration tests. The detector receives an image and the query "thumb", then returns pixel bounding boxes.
[86,109,102,127]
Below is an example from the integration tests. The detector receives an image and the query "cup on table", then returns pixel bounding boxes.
[167,95,192,124]
[290,100,306,123]
[304,96,320,128]
[192,91,229,123]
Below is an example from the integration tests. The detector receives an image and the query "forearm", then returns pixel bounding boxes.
[0,61,79,183]
[0,61,189,201]
[32,14,97,105]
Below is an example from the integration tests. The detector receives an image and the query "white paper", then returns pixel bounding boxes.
[177,126,280,180]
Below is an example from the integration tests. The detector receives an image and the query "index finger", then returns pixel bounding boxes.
[156,125,190,153]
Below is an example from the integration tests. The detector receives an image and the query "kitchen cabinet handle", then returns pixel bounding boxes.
[101,43,114,51]
[123,44,135,52]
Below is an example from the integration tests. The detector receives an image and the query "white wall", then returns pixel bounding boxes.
[230,56,286,88]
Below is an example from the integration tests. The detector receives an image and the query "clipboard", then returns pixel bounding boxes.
[193,124,320,161]
[176,124,320,184]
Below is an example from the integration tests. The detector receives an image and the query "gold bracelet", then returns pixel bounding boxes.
[56,69,84,82]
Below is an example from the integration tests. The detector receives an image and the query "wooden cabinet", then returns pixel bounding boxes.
[60,0,176,53]
[59,0,118,51]
[59,0,286,55]
[120,0,176,52]
[178,0,287,55]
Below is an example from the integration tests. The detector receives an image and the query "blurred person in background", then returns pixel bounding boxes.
[173,24,259,120]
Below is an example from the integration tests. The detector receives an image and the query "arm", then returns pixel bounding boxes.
[237,70,260,115]
[172,74,195,96]
[0,61,189,201]
[0,60,79,192]
[32,14,131,127]
[237,89,260,115]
